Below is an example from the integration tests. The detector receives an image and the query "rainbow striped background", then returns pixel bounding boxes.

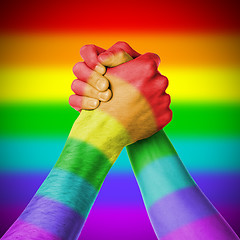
[0,0,239,238]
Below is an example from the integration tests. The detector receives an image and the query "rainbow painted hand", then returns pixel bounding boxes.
[71,42,172,143]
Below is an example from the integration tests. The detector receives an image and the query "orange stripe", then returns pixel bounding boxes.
[0,33,239,67]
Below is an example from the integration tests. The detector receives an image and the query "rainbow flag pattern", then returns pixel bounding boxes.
[1,109,132,239]
[0,0,240,239]
[127,130,239,239]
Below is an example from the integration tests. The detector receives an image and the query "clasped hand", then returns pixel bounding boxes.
[71,41,172,143]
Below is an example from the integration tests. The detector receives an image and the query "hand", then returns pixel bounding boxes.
[69,42,137,111]
[71,42,172,143]
[69,70,112,111]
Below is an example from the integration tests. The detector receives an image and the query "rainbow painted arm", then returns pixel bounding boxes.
[71,42,239,239]
[1,110,130,240]
[127,130,239,240]
[2,50,167,240]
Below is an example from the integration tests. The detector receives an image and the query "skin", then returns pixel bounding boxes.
[1,43,171,240]
[72,46,172,142]
[70,42,240,240]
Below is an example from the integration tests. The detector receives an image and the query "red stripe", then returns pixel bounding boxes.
[1,0,239,33]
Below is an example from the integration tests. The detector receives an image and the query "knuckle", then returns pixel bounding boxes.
[80,44,94,55]
[117,49,127,59]
[89,87,97,96]
[144,60,157,76]
[166,93,171,104]
[161,108,173,127]
[154,74,169,91]
[159,93,171,109]
[163,93,171,105]
[161,75,169,90]
[68,95,75,105]
[72,62,82,75]
[153,53,161,64]
[167,108,173,122]
[106,89,112,99]
[145,52,160,66]
[144,52,154,58]
[71,79,78,91]
[79,45,87,56]
[116,41,130,49]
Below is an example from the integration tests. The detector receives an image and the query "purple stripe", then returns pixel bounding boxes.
[1,219,60,240]
[19,195,85,240]
[79,206,158,240]
[148,186,217,237]
[1,206,240,239]
[161,214,239,240]
[191,172,240,206]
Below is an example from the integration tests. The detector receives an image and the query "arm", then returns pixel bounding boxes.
[2,47,169,240]
[74,42,240,239]
[127,130,239,240]
[1,110,129,240]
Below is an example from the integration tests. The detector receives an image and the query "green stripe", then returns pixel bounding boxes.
[0,103,77,136]
[127,130,177,175]
[0,103,239,137]
[37,168,97,218]
[165,102,240,136]
[56,138,112,190]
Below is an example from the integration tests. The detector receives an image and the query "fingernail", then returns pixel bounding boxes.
[99,90,111,102]
[99,52,114,64]
[97,79,107,91]
[95,64,106,75]
[89,99,99,108]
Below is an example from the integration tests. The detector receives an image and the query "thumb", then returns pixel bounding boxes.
[80,44,106,74]
[98,49,133,67]
[98,41,140,67]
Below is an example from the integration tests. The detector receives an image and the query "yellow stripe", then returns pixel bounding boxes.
[164,66,240,103]
[0,33,239,67]
[0,66,239,103]
[69,109,131,163]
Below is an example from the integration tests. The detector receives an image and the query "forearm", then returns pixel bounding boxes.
[127,130,239,240]
[2,109,129,240]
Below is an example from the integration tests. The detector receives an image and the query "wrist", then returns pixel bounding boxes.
[127,130,177,175]
[69,109,131,162]
[54,109,130,190]
[127,130,196,209]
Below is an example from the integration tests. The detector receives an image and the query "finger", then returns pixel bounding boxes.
[71,79,112,102]
[153,74,169,93]
[142,74,168,102]
[98,41,141,67]
[99,41,140,61]
[72,62,109,91]
[158,93,171,108]
[69,94,99,110]
[106,52,161,82]
[98,49,133,67]
[142,52,161,68]
[80,44,106,74]
[156,109,173,130]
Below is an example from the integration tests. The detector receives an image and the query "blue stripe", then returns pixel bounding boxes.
[1,173,240,206]
[171,136,240,172]
[1,137,239,172]
[137,155,195,208]
[0,137,130,172]
[37,168,97,218]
